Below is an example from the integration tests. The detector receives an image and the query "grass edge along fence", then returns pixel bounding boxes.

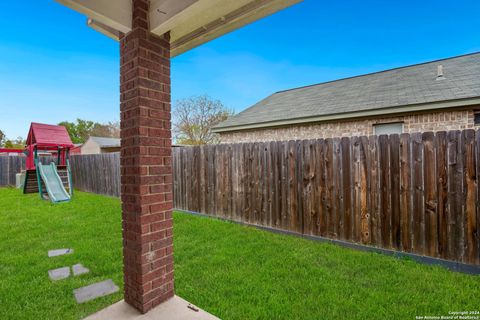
[173,130,480,266]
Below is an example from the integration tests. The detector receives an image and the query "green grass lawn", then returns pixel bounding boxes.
[0,188,478,320]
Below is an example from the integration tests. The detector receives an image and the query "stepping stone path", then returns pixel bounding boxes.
[72,263,89,276]
[48,264,90,281]
[48,267,71,281]
[48,248,73,257]
[73,279,119,303]
[47,248,118,304]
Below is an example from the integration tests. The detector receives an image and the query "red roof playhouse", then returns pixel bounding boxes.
[23,123,74,203]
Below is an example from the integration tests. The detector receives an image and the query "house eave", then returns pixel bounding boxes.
[212,97,480,133]
[54,0,302,58]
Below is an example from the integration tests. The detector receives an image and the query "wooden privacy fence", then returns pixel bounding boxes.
[173,130,480,265]
[0,156,54,186]
[1,131,479,265]
[70,153,121,197]
[0,156,25,186]
[0,154,120,197]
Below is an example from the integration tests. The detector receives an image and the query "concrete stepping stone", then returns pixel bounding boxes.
[48,248,73,257]
[48,267,71,281]
[73,279,119,303]
[72,264,90,276]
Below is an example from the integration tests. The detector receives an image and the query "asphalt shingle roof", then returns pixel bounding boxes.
[89,136,120,148]
[215,52,480,131]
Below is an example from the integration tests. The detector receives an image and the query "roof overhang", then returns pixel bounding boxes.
[55,0,302,57]
[212,97,480,133]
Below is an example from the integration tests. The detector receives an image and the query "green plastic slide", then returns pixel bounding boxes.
[37,162,71,203]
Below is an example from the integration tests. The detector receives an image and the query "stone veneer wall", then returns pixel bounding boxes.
[219,110,476,143]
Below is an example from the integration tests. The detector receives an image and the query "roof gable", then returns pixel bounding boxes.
[26,123,74,147]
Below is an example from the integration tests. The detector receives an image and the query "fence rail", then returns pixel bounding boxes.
[173,130,480,265]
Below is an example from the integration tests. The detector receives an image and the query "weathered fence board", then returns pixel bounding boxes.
[173,130,480,265]
[0,157,9,186]
[70,153,120,197]
[0,156,53,187]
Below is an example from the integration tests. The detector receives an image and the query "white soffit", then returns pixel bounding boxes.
[55,0,132,33]
[55,0,302,57]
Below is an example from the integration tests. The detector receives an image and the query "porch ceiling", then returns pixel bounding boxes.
[55,0,302,57]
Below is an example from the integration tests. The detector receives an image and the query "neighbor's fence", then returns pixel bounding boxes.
[173,130,480,265]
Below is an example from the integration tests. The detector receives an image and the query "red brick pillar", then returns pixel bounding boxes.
[120,0,174,313]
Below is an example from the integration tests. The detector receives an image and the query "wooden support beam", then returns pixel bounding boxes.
[87,18,121,41]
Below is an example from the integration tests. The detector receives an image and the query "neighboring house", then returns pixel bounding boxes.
[213,52,480,143]
[81,136,120,154]
[70,144,83,155]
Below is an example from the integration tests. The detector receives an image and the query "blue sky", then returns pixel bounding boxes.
[0,0,479,138]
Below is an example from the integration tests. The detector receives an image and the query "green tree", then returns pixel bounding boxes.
[12,137,25,149]
[91,121,120,138]
[59,119,95,144]
[173,95,234,145]
[0,130,5,147]
[4,140,13,148]
[58,119,120,144]
[2,137,25,149]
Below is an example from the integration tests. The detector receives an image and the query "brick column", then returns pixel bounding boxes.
[120,0,174,313]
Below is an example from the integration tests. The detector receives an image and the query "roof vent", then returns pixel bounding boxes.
[436,65,445,80]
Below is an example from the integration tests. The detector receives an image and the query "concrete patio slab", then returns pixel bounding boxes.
[72,264,90,276]
[48,248,73,257]
[83,296,219,320]
[48,266,70,281]
[73,279,119,303]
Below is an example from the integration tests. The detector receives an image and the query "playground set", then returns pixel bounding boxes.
[21,123,74,203]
